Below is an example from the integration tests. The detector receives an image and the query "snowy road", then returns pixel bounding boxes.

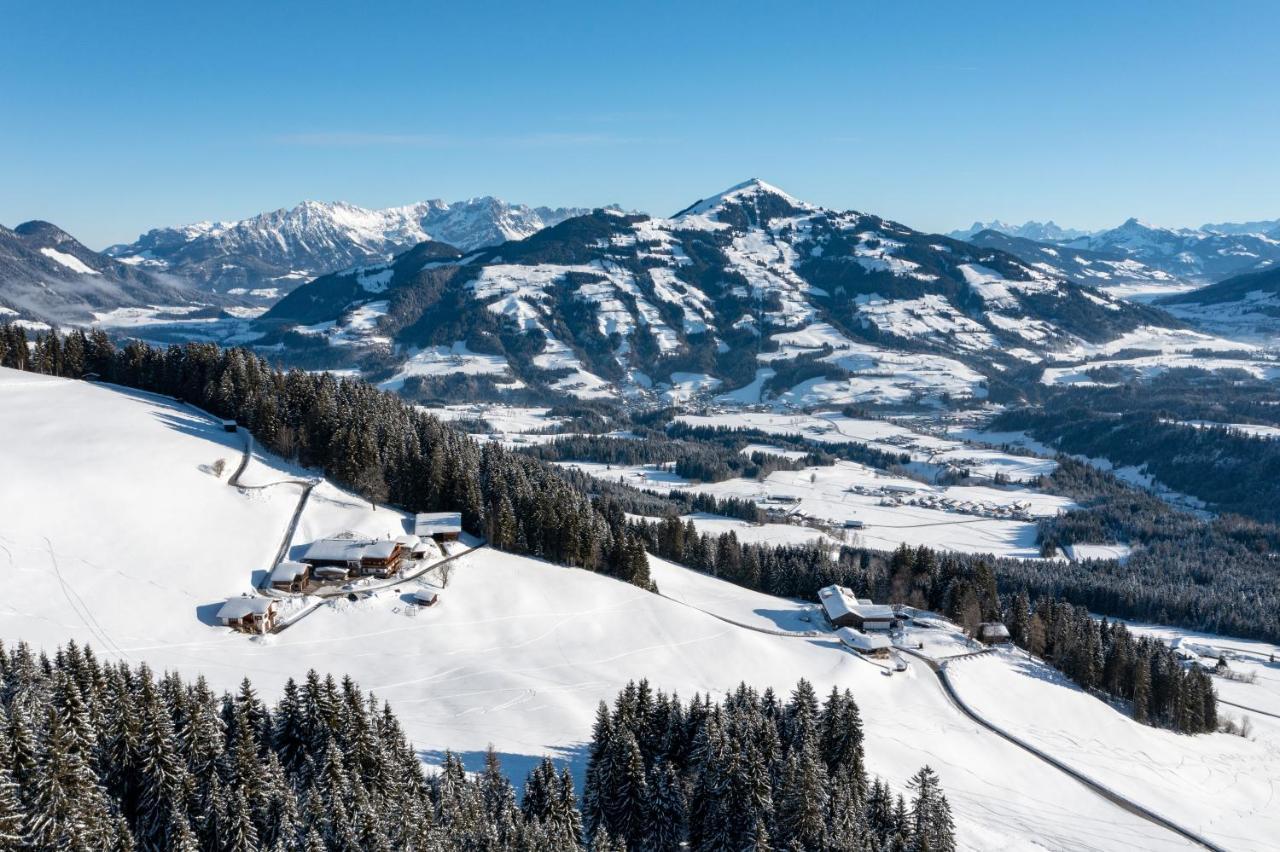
[901,648,1223,852]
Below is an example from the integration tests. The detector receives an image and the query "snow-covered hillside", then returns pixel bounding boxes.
[10,368,1277,849]
[948,219,1091,242]
[0,220,196,325]
[252,179,1186,407]
[106,197,595,295]
[1158,266,1280,343]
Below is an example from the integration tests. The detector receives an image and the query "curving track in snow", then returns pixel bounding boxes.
[899,647,1227,852]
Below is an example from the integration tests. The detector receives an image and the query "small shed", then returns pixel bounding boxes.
[413,588,440,606]
[836,627,892,656]
[415,511,462,542]
[217,597,278,633]
[220,419,238,433]
[360,539,405,578]
[270,561,311,592]
[977,622,1011,644]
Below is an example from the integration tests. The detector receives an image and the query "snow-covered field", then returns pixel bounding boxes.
[1165,419,1280,440]
[1041,326,1279,387]
[678,410,1058,482]
[560,457,1072,559]
[4,368,1276,849]
[947,647,1280,851]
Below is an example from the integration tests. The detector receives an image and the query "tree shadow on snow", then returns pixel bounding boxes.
[150,410,242,456]
[751,607,817,632]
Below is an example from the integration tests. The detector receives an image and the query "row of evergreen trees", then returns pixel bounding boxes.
[580,679,955,852]
[0,324,652,589]
[635,519,1218,735]
[0,640,957,851]
[0,639,584,850]
[1005,596,1218,733]
[522,433,819,484]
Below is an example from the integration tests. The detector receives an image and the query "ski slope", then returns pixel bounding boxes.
[2,368,1272,849]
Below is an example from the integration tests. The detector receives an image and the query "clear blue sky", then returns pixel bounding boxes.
[3,1,1278,248]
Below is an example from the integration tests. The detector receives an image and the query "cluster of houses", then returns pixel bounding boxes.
[216,511,463,634]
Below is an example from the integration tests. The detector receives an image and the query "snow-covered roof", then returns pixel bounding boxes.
[819,584,857,621]
[818,585,896,623]
[413,588,439,602]
[836,627,892,651]
[857,604,897,621]
[979,622,1011,639]
[217,596,276,621]
[302,538,368,563]
[363,540,400,560]
[270,561,309,582]
[395,534,421,548]
[415,511,462,535]
[313,565,349,578]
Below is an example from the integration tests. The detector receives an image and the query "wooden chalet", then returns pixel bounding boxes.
[269,561,310,592]
[300,538,368,571]
[396,534,430,558]
[413,587,440,606]
[818,585,900,631]
[415,511,462,542]
[360,539,405,578]
[217,596,279,633]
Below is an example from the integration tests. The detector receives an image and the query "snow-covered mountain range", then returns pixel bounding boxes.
[948,219,1091,242]
[105,197,597,295]
[0,220,195,325]
[960,229,1185,301]
[255,179,1180,406]
[1060,218,1280,282]
[955,217,1280,289]
[1198,217,1280,237]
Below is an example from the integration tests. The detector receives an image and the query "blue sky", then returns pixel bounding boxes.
[3,1,1278,248]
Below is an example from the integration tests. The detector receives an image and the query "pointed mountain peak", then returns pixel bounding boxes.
[672,178,814,223]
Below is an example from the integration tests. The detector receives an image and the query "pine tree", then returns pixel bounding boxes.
[135,674,189,851]
[0,730,26,852]
[223,787,260,852]
[641,760,685,852]
[775,744,827,850]
[581,702,613,841]
[25,707,108,851]
[907,766,954,852]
